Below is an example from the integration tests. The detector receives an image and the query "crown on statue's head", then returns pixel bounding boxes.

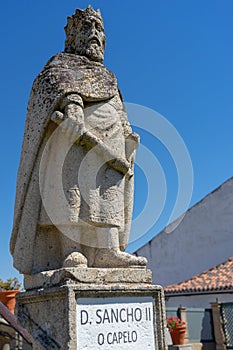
[65,5,103,36]
[64,6,105,60]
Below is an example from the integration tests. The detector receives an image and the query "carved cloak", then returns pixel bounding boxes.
[10,53,135,274]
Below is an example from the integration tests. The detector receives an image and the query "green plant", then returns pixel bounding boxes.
[166,316,186,329]
[0,277,21,291]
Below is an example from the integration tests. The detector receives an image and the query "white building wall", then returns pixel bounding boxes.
[165,293,233,309]
[136,178,233,286]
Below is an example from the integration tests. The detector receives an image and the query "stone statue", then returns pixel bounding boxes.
[10,6,147,275]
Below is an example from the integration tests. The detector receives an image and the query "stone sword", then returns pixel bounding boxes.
[51,110,134,177]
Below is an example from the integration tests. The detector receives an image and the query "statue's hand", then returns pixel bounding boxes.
[51,104,85,143]
[61,104,85,140]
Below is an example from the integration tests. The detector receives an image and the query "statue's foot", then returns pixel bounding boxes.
[63,252,87,268]
[92,249,147,268]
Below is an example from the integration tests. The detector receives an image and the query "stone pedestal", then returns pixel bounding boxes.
[16,268,167,350]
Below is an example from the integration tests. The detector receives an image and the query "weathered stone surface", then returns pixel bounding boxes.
[24,267,152,290]
[65,6,106,63]
[10,5,146,276]
[16,284,167,350]
[11,6,167,350]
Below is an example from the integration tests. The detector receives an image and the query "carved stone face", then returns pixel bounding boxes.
[74,16,106,63]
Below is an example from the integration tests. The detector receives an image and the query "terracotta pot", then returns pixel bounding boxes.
[0,290,20,313]
[169,326,186,345]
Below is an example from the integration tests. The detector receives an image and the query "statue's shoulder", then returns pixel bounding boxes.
[42,52,114,76]
[31,52,118,103]
[43,52,84,69]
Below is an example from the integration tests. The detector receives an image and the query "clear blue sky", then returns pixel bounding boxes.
[1,0,233,283]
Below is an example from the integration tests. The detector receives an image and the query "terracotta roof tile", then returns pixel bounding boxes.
[165,256,233,294]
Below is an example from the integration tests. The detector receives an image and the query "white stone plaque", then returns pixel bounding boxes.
[76,296,156,349]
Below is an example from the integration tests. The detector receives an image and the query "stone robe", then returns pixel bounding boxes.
[10,53,136,274]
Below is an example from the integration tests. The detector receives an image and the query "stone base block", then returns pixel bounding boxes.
[16,283,167,350]
[24,266,152,290]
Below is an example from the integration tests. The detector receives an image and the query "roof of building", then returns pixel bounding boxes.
[165,256,233,294]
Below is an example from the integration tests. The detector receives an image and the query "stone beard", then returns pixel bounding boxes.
[10,6,147,274]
